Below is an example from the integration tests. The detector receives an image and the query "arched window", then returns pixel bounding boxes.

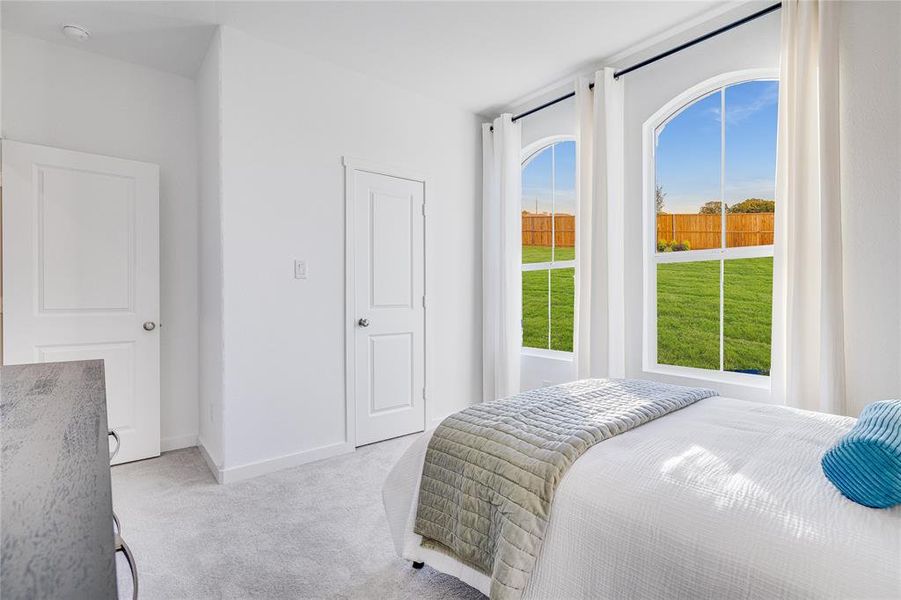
[645,73,778,379]
[521,138,576,354]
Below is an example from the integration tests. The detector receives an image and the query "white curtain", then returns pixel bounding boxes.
[482,115,522,401]
[574,68,626,379]
[771,0,846,413]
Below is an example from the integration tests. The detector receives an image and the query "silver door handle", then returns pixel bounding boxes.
[358,318,370,328]
[109,429,121,462]
[143,321,156,331]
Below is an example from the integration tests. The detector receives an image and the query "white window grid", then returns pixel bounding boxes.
[521,139,576,353]
[643,71,778,382]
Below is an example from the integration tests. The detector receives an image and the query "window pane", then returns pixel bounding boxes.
[655,91,723,253]
[522,269,549,349]
[553,141,576,262]
[522,140,577,355]
[725,81,778,248]
[549,267,575,352]
[522,146,553,264]
[724,257,773,374]
[657,261,720,370]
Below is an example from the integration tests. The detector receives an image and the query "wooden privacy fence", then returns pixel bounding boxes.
[522,213,575,247]
[656,213,774,249]
[522,212,774,249]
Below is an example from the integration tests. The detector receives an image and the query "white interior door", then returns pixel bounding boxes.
[2,140,160,464]
[350,168,425,447]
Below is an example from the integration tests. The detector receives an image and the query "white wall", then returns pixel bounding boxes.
[519,96,575,150]
[207,27,482,478]
[1,31,201,449]
[196,31,224,467]
[838,0,901,416]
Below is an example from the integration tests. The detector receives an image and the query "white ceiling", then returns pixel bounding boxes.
[1,1,219,77]
[2,1,737,114]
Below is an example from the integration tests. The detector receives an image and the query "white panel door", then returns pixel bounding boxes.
[2,140,160,464]
[352,170,425,446]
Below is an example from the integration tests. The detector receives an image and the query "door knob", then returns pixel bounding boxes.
[358,318,370,328]
[143,321,156,331]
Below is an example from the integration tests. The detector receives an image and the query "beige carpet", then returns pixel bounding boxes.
[111,435,485,600]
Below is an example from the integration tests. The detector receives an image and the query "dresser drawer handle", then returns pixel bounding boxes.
[109,430,121,462]
[116,535,139,600]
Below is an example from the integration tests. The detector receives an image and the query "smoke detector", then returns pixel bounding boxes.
[61,24,91,42]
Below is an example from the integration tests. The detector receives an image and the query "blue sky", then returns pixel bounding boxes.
[522,81,779,214]
[656,80,779,213]
[522,140,576,215]
[521,81,777,217]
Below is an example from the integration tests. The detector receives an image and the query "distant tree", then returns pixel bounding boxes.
[729,198,775,213]
[698,200,728,215]
[655,185,667,214]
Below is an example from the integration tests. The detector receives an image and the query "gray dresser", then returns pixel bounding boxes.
[1,360,134,600]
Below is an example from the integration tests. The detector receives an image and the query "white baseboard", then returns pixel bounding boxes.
[217,441,354,484]
[197,440,223,484]
[161,433,198,452]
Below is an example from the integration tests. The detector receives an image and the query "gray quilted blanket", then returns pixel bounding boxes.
[413,378,716,599]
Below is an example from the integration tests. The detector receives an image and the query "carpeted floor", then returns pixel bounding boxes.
[110,435,485,600]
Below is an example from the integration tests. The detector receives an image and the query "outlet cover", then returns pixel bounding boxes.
[294,260,307,279]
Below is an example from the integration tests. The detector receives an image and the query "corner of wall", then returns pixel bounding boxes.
[197,436,224,483]
[196,22,485,480]
[196,25,227,472]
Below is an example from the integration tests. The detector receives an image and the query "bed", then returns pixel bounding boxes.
[383,393,901,599]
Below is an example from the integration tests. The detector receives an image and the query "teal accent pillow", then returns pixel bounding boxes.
[822,400,901,508]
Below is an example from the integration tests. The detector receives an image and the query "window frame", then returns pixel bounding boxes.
[521,135,577,359]
[642,69,778,388]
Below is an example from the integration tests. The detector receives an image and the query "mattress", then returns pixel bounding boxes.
[383,396,901,599]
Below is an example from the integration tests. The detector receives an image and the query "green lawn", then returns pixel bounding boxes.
[522,245,575,264]
[521,253,772,375]
[656,257,773,374]
[522,267,574,352]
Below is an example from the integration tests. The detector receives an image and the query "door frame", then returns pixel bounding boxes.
[342,157,428,448]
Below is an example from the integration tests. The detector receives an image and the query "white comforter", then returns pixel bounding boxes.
[383,396,901,599]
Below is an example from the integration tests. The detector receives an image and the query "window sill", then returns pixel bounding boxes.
[521,347,574,362]
[643,363,771,391]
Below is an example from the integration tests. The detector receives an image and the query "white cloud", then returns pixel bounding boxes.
[704,84,778,125]
[724,84,778,124]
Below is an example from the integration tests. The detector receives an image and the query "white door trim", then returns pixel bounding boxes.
[343,157,428,448]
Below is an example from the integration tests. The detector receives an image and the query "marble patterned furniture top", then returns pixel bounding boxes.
[1,360,118,600]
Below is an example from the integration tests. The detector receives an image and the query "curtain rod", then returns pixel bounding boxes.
[490,2,781,131]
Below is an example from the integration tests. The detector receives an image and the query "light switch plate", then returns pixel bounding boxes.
[294,260,307,279]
